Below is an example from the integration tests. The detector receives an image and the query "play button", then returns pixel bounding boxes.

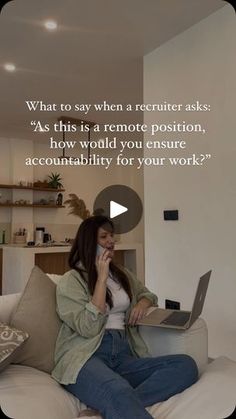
[110,201,128,219]
[93,184,143,234]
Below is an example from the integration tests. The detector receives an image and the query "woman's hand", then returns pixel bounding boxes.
[96,249,112,283]
[128,297,152,326]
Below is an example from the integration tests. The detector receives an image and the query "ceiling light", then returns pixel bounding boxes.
[4,63,16,72]
[44,20,58,31]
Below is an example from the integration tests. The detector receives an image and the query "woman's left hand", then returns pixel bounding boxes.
[128,298,152,326]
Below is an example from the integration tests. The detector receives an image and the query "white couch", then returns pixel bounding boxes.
[0,291,236,419]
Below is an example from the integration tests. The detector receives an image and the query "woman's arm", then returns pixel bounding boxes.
[57,271,108,338]
[125,268,158,305]
[91,279,107,314]
[128,297,153,326]
[124,268,158,326]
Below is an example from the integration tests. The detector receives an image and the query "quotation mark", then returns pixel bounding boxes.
[31,120,37,132]
[30,120,47,132]
[0,406,13,419]
[200,154,211,164]
[223,0,236,12]
[0,0,13,14]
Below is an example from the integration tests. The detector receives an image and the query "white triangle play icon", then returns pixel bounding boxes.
[110,200,128,219]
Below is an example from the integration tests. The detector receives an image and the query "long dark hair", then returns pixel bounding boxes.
[69,215,132,308]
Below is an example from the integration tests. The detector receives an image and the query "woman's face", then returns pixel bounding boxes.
[97,225,115,258]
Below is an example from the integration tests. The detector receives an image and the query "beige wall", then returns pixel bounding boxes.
[144,6,236,360]
[0,138,34,241]
[0,138,11,242]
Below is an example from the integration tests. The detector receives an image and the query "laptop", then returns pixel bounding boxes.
[137,270,211,330]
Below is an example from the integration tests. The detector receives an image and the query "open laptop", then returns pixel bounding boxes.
[137,270,211,330]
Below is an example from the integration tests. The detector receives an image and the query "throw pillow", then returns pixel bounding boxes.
[0,322,29,372]
[10,266,62,373]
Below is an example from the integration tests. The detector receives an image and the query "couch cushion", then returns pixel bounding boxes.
[0,357,235,419]
[0,323,29,372]
[10,266,62,373]
[139,317,208,375]
[0,294,21,324]
[0,364,80,419]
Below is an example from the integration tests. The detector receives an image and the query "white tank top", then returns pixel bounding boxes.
[105,276,130,330]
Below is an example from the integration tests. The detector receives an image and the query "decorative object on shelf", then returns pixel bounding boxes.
[14,235,26,245]
[14,228,27,245]
[1,230,6,244]
[64,194,106,221]
[33,180,50,188]
[0,183,64,192]
[37,199,48,205]
[64,194,90,220]
[18,180,27,187]
[48,197,56,205]
[47,172,63,189]
[56,193,63,206]
[14,199,32,205]
[65,237,73,244]
[57,116,96,162]
[43,233,52,243]
[0,183,65,208]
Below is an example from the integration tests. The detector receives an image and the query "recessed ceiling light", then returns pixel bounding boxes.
[44,20,58,31]
[4,63,16,72]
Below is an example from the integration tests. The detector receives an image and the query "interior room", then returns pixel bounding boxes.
[0,1,236,419]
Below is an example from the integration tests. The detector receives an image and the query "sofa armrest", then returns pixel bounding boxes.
[139,318,208,375]
[0,293,21,324]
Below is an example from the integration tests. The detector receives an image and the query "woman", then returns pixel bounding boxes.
[52,215,198,419]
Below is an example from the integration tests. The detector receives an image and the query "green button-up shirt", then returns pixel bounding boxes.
[52,268,158,385]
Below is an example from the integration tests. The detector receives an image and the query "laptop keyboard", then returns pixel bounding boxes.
[161,311,191,326]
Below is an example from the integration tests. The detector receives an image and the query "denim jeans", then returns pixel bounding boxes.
[65,329,198,419]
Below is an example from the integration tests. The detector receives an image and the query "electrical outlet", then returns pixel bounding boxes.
[164,210,179,220]
[165,299,180,310]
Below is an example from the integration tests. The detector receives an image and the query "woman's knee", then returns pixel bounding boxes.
[177,354,199,384]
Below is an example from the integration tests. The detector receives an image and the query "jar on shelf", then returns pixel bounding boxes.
[14,234,27,245]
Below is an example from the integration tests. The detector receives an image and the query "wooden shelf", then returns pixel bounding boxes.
[0,204,65,208]
[0,184,65,192]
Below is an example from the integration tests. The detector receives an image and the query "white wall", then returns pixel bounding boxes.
[144,6,236,360]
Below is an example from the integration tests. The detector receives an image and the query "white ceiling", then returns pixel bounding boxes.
[0,0,224,141]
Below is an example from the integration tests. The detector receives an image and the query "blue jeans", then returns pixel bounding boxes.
[65,330,198,419]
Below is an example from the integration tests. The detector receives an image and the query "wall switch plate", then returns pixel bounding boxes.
[165,299,180,310]
[164,210,179,220]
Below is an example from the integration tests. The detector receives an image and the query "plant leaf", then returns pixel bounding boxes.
[64,194,91,220]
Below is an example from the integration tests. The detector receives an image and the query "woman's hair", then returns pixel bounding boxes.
[69,215,132,308]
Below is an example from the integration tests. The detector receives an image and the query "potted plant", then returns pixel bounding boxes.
[47,172,63,189]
